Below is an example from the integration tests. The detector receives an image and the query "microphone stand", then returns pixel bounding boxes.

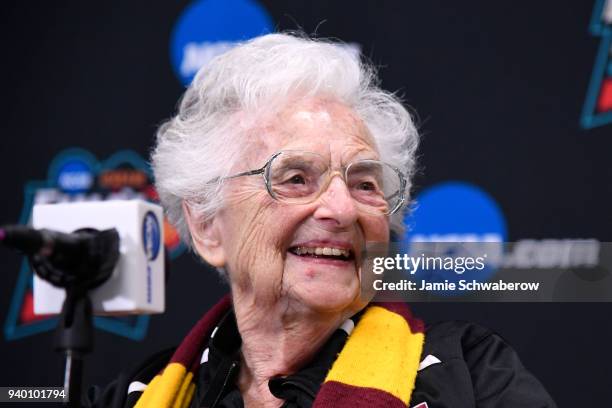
[29,228,120,408]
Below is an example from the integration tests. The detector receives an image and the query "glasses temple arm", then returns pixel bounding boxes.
[222,167,265,180]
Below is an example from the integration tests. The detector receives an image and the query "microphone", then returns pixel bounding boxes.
[1,225,93,257]
[1,225,121,290]
[2,200,166,315]
[1,201,166,407]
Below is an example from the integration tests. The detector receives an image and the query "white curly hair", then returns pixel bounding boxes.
[151,32,419,247]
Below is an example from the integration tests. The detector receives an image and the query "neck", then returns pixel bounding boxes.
[232,294,352,408]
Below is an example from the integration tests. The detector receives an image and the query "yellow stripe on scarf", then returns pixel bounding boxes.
[323,305,424,405]
[182,383,196,408]
[172,371,194,408]
[135,363,192,408]
[133,375,161,408]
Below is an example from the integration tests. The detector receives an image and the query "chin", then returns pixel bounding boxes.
[290,281,364,315]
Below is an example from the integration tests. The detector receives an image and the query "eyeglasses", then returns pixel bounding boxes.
[217,150,407,215]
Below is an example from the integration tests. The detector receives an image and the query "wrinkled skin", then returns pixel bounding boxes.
[185,97,390,407]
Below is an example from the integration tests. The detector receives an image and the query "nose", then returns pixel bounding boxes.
[312,174,359,229]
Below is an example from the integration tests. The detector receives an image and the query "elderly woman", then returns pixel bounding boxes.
[90,33,556,408]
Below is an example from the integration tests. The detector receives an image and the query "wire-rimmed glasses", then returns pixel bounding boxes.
[220,150,407,215]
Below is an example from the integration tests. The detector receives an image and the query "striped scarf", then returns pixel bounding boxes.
[134,296,424,408]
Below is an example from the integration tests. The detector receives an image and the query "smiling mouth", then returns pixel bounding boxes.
[288,246,355,261]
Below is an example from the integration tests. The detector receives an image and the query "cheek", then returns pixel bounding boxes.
[362,215,390,242]
[223,199,301,289]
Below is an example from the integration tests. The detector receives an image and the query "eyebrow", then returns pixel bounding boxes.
[341,151,380,165]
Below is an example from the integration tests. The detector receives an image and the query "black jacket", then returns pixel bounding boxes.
[86,316,557,408]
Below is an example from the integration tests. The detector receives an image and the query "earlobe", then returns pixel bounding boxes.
[182,201,226,267]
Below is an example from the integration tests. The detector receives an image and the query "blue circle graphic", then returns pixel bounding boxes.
[405,181,508,241]
[142,211,161,261]
[401,181,508,295]
[56,159,94,194]
[170,0,273,85]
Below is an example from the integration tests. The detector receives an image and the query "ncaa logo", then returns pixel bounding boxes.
[55,158,94,193]
[143,211,161,261]
[170,0,273,85]
[405,181,507,243]
[402,181,508,292]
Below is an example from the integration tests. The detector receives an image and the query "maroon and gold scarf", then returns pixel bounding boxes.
[134,296,424,408]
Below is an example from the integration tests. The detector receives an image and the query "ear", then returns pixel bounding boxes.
[182,201,226,268]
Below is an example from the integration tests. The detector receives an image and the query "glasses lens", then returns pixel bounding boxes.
[268,151,327,202]
[346,160,403,214]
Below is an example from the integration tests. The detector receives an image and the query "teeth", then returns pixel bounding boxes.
[293,246,351,258]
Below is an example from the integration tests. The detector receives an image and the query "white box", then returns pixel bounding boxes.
[32,200,165,315]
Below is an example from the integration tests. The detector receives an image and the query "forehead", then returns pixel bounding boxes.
[245,98,378,166]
